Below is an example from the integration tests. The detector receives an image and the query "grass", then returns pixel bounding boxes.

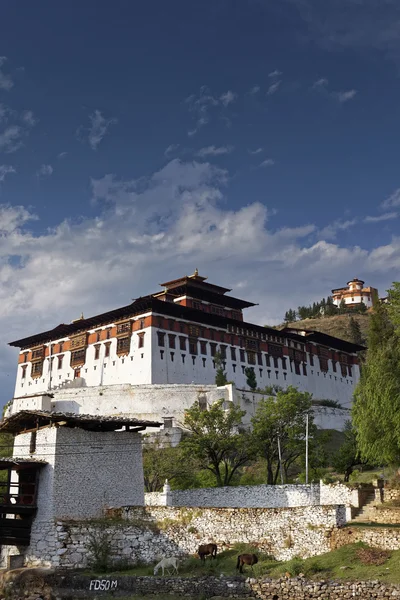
[285,313,370,344]
[86,542,400,584]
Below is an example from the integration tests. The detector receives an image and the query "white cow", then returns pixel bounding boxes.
[153,557,180,576]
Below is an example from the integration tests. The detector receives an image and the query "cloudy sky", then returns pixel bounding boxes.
[0,0,400,405]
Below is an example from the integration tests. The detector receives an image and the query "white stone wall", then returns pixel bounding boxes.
[146,484,321,508]
[24,504,347,568]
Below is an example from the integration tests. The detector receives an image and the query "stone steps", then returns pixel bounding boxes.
[351,493,378,522]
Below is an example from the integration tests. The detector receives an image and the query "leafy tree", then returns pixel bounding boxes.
[142,440,200,491]
[214,352,228,386]
[181,399,254,486]
[333,421,366,482]
[251,386,316,484]
[245,366,257,391]
[348,316,363,345]
[353,293,400,464]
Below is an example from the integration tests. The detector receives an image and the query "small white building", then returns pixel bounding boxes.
[331,278,378,309]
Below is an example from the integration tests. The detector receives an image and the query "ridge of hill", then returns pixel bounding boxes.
[281,313,370,344]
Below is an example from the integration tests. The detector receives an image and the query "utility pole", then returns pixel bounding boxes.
[305,413,309,485]
[277,436,284,485]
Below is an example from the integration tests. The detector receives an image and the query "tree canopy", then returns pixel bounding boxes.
[251,386,316,484]
[353,288,400,464]
[181,399,254,486]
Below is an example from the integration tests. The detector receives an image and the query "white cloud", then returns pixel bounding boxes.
[0,125,25,153]
[36,164,53,178]
[260,158,275,167]
[58,152,68,159]
[0,165,16,182]
[269,70,282,78]
[164,144,180,157]
[313,78,329,88]
[0,57,13,91]
[249,85,260,95]
[196,145,234,157]
[21,110,37,127]
[267,81,281,96]
[78,110,118,150]
[249,148,263,155]
[336,89,357,103]
[1,158,400,405]
[364,212,398,223]
[219,90,237,106]
[318,218,357,241]
[382,188,400,209]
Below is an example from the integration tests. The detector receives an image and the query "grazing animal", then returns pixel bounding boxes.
[197,543,217,562]
[236,553,258,573]
[153,557,179,576]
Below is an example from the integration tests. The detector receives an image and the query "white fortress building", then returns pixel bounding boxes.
[331,277,378,309]
[8,271,363,428]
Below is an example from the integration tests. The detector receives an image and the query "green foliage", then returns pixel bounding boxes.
[214,351,228,386]
[353,291,400,465]
[284,309,297,322]
[181,399,255,486]
[244,366,257,390]
[142,439,200,492]
[251,386,317,484]
[87,527,114,572]
[285,296,338,322]
[348,316,363,345]
[333,421,365,482]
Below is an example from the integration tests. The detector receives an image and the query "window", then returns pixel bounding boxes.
[192,356,196,365]
[21,365,27,379]
[257,352,263,366]
[202,357,206,367]
[210,343,217,357]
[117,321,131,336]
[303,364,307,376]
[200,341,207,355]
[57,355,64,370]
[294,362,301,375]
[231,310,241,321]
[348,365,352,377]
[168,334,176,348]
[242,365,245,374]
[181,354,185,364]
[259,368,263,377]
[32,347,44,360]
[168,319,175,331]
[59,342,64,353]
[265,354,270,367]
[105,342,111,358]
[309,353,314,367]
[267,370,271,379]
[157,317,164,328]
[269,343,283,358]
[220,345,227,360]
[160,350,164,360]
[106,329,111,340]
[157,332,165,347]
[282,357,287,370]
[71,349,86,366]
[189,325,200,337]
[23,352,29,363]
[332,361,336,372]
[140,318,145,329]
[189,339,198,355]
[192,300,202,310]
[179,323,186,334]
[247,352,256,365]
[179,336,186,351]
[273,357,279,369]
[240,349,245,362]
[230,347,236,361]
[209,329,215,340]
[94,345,100,360]
[220,333,225,343]
[170,352,174,362]
[319,358,329,372]
[31,362,43,378]
[340,363,348,377]
[117,337,130,355]
[138,333,145,348]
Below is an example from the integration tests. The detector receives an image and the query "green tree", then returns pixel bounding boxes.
[245,366,257,391]
[348,316,363,345]
[358,301,368,314]
[143,440,200,491]
[251,386,316,484]
[353,293,400,464]
[339,299,347,314]
[333,421,365,482]
[181,399,254,486]
[214,352,228,386]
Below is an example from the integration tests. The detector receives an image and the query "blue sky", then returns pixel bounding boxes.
[1,0,400,403]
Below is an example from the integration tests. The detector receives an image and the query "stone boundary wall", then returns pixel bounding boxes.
[145,481,364,510]
[382,488,400,503]
[332,525,400,551]
[361,506,400,524]
[23,504,346,569]
[40,573,400,600]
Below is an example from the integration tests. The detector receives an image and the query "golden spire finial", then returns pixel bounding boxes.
[194,268,199,276]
